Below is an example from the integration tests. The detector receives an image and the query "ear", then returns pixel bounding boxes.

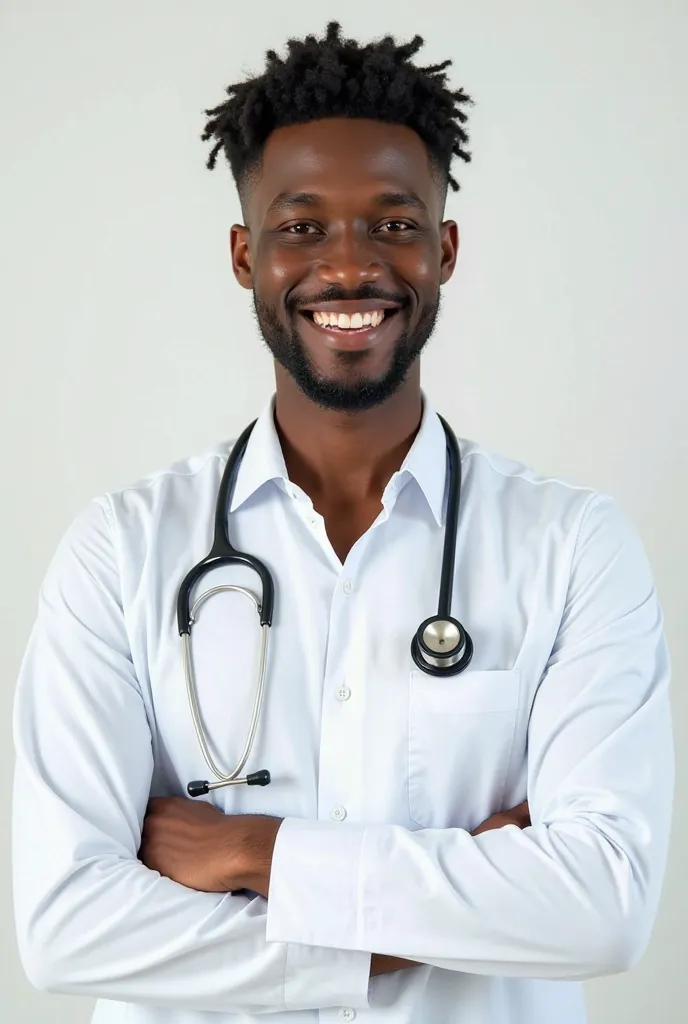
[230,224,253,290]
[439,220,459,285]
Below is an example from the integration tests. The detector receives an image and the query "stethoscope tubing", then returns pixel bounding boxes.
[178,412,473,796]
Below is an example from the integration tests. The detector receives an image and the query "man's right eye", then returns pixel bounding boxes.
[282,223,320,235]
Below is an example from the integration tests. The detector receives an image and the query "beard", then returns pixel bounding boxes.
[252,285,441,412]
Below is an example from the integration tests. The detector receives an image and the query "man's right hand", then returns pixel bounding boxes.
[369,800,531,977]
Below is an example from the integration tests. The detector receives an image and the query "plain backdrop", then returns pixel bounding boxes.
[1,1,686,1021]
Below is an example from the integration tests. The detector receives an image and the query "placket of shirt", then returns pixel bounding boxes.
[289,479,403,1024]
[290,477,402,826]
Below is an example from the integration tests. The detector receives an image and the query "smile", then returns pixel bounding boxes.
[297,305,403,351]
[310,309,388,331]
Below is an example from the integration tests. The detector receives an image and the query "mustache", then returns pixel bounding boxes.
[287,284,408,313]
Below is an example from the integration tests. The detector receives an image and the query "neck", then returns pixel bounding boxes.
[272,365,423,506]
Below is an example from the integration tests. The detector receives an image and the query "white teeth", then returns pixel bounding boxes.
[311,309,387,328]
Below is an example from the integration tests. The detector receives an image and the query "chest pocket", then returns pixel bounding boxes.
[408,669,521,830]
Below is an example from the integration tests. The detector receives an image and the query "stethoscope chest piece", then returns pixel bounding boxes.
[411,615,474,676]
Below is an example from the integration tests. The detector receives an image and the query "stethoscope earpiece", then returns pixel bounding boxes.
[187,769,271,798]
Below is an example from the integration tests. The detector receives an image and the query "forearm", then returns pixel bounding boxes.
[16,852,371,1013]
[229,820,420,982]
[265,815,663,980]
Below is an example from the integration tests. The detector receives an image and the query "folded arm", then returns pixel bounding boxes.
[12,501,372,1014]
[264,497,674,980]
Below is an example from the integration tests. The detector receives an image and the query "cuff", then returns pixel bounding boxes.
[267,817,368,950]
[284,941,371,1012]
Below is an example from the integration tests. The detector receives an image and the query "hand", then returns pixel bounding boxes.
[370,800,531,978]
[471,799,530,836]
[139,797,282,895]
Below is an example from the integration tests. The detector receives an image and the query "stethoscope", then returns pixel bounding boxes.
[177,413,473,798]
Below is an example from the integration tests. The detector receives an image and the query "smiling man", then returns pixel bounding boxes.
[13,21,673,1024]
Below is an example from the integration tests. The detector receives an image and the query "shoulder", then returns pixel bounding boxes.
[103,442,233,522]
[458,437,657,608]
[51,442,235,581]
[456,436,641,571]
[460,436,608,517]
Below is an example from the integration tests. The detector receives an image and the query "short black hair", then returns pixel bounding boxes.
[201,21,473,203]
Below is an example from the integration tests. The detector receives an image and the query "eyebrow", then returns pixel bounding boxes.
[266,190,429,217]
[373,191,428,214]
[266,192,323,216]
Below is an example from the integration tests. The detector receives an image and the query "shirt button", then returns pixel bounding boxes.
[339,1010,356,1022]
[343,580,353,594]
[331,805,347,821]
[336,685,351,701]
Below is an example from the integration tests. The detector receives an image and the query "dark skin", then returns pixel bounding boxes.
[140,117,531,977]
[233,117,458,561]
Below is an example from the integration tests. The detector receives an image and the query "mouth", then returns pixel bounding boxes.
[296,305,404,351]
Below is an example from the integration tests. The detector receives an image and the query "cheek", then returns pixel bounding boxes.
[397,240,442,287]
[253,238,295,290]
[414,257,432,281]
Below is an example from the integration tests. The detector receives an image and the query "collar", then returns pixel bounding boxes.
[228,396,289,512]
[229,393,449,526]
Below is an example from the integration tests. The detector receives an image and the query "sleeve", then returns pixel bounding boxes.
[12,500,371,1014]
[266,496,674,981]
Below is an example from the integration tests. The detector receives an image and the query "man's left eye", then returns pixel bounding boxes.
[377,221,413,232]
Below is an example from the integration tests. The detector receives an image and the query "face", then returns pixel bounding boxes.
[231,118,459,412]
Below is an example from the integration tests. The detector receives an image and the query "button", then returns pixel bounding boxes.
[336,685,351,702]
[339,1010,356,1022]
[343,580,353,594]
[331,805,347,821]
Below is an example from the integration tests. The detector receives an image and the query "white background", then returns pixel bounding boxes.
[1,1,685,1020]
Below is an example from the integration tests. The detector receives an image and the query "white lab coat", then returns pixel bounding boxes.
[12,397,674,1023]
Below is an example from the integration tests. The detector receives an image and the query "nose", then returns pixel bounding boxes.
[314,226,384,290]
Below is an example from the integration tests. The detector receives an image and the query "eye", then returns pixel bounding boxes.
[281,222,321,235]
[376,220,414,233]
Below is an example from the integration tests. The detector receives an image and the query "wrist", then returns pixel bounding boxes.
[230,815,283,897]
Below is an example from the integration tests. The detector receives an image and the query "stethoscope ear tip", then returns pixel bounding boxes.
[187,780,210,798]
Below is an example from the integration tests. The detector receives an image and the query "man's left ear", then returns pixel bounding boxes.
[440,220,459,285]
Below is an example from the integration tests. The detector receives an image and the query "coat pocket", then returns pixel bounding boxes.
[408,669,522,829]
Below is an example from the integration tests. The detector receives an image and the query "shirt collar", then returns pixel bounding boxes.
[228,396,288,512]
[229,392,449,526]
[386,394,448,526]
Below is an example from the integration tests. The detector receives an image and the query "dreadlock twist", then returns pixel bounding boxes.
[201,21,473,198]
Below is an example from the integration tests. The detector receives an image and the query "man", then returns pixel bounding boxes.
[13,21,673,1024]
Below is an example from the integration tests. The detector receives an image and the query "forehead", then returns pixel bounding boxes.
[247,117,440,215]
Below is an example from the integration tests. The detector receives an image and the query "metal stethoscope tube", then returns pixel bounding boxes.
[182,587,271,796]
